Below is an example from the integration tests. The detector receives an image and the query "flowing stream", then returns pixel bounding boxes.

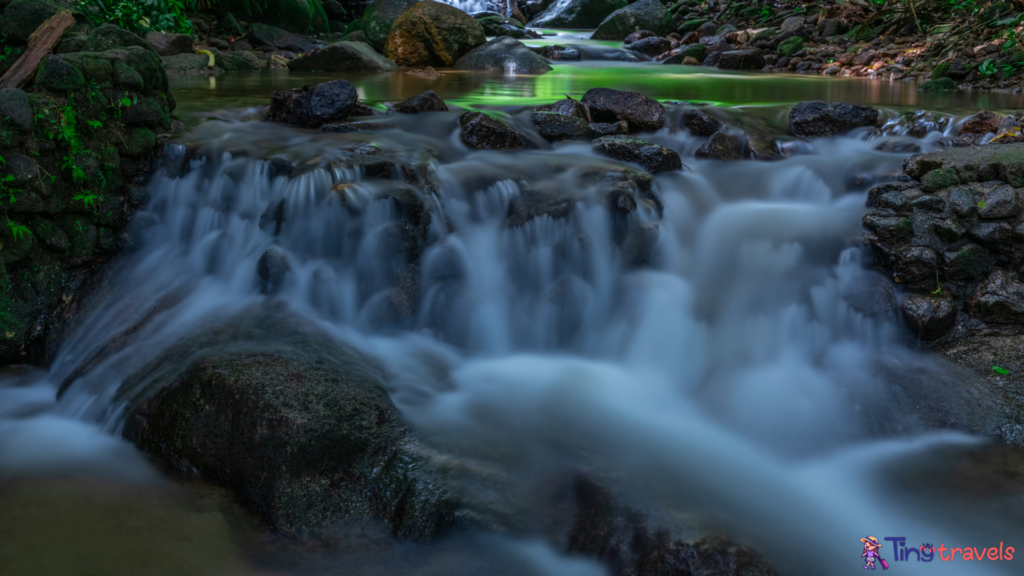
[3,67,1024,575]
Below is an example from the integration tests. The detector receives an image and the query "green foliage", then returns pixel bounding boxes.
[87,120,104,130]
[6,221,31,242]
[994,366,1011,375]
[76,0,194,35]
[73,193,99,208]
[930,270,943,296]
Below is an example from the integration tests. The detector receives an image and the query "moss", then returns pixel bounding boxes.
[36,56,85,93]
[920,77,957,91]
[945,244,992,280]
[931,61,951,79]
[119,127,156,157]
[921,168,960,191]
[777,36,804,57]
[679,18,709,32]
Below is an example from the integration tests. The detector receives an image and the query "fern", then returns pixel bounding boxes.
[7,220,31,241]
[73,193,99,209]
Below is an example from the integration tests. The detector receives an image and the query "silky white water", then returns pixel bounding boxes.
[1,108,1020,574]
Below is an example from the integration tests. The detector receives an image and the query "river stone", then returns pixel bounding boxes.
[695,131,744,161]
[902,296,957,341]
[460,112,536,150]
[777,36,803,56]
[0,0,80,42]
[120,308,458,539]
[536,96,590,120]
[717,49,765,70]
[592,136,682,173]
[361,0,420,51]
[395,90,448,114]
[288,42,398,72]
[257,247,291,294]
[662,43,706,64]
[77,24,156,54]
[781,16,805,34]
[35,55,85,92]
[581,88,665,132]
[267,79,359,128]
[789,100,879,137]
[626,36,671,57]
[533,111,591,141]
[249,23,315,53]
[680,109,722,136]
[969,270,1024,323]
[591,0,672,41]
[529,0,628,28]
[959,110,1005,135]
[145,33,195,57]
[697,21,719,38]
[625,30,657,44]
[537,45,581,61]
[0,89,33,132]
[589,121,629,137]
[454,36,552,74]
[385,0,486,68]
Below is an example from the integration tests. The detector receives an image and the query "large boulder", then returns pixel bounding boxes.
[288,42,398,72]
[528,0,628,29]
[248,23,315,53]
[220,0,313,34]
[789,100,878,137]
[902,296,957,341]
[145,33,194,57]
[73,24,156,54]
[591,0,672,41]
[0,0,80,42]
[267,79,359,128]
[362,0,421,52]
[121,308,458,538]
[395,90,449,113]
[533,111,591,141]
[454,37,552,74]
[592,136,682,173]
[460,112,536,150]
[384,0,486,68]
[581,88,665,132]
[717,49,765,71]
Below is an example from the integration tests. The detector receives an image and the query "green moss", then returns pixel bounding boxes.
[920,77,957,91]
[36,56,85,93]
[120,127,156,157]
[679,18,709,32]
[921,168,960,191]
[777,36,804,57]
[945,244,992,280]
[931,62,951,80]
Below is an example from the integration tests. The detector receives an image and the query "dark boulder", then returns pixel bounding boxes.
[626,36,671,56]
[145,33,195,57]
[533,111,591,141]
[0,89,34,132]
[76,24,156,54]
[589,121,629,137]
[256,247,291,294]
[249,23,315,53]
[717,49,766,70]
[395,90,449,114]
[680,109,722,136]
[959,110,1007,136]
[536,96,590,121]
[592,136,683,173]
[625,30,657,44]
[35,55,85,92]
[267,80,359,128]
[591,0,672,41]
[537,45,581,61]
[384,0,486,67]
[454,37,552,74]
[662,43,707,64]
[789,100,879,137]
[361,0,421,51]
[460,112,536,150]
[0,0,81,42]
[528,0,628,29]
[581,88,665,132]
[902,296,957,341]
[288,41,398,72]
[969,270,1024,324]
[695,131,744,161]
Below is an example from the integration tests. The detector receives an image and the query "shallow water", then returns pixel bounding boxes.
[4,58,1024,576]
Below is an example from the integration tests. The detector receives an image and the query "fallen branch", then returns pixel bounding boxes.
[0,10,76,90]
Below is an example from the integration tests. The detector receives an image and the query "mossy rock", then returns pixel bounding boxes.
[35,56,85,93]
[920,77,957,91]
[921,168,960,191]
[0,89,35,132]
[361,0,421,52]
[119,127,156,157]
[777,36,803,57]
[751,28,778,43]
[77,24,156,54]
[384,0,486,68]
[679,18,709,32]
[60,53,114,83]
[0,0,81,43]
[931,61,951,79]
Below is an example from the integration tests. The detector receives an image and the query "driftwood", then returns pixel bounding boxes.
[0,10,76,90]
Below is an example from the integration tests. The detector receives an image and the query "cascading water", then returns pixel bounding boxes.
[3,106,1022,575]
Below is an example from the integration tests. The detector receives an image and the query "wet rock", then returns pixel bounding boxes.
[121,308,458,539]
[906,143,1024,187]
[1,0,81,42]
[536,96,590,121]
[589,121,629,137]
[920,78,958,92]
[622,222,660,267]
[460,112,536,150]
[591,0,672,41]
[863,215,913,242]
[249,23,315,53]
[890,246,939,283]
[959,110,1004,136]
[591,136,683,173]
[969,270,1024,323]
[626,36,671,56]
[695,131,744,161]
[528,0,627,29]
[533,112,591,141]
[288,41,398,72]
[777,36,803,57]
[902,296,957,341]
[662,43,707,64]
[0,89,34,132]
[944,244,993,281]
[789,100,879,137]
[256,247,292,294]
[384,0,486,67]
[680,109,722,136]
[506,188,576,227]
[624,30,657,44]
[977,184,1019,219]
[361,0,421,51]
[267,79,359,128]
[537,45,581,61]
[876,140,922,154]
[968,222,1014,244]
[843,274,897,318]
[581,88,665,132]
[395,90,448,114]
[145,33,194,57]
[717,49,765,71]
[454,36,552,74]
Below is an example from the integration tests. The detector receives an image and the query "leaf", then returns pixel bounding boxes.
[120,97,132,108]
[978,201,988,209]
[993,366,1010,375]
[6,221,31,241]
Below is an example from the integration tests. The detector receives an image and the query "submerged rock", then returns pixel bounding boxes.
[384,0,486,67]
[395,90,449,114]
[591,0,672,40]
[626,36,671,57]
[288,41,398,72]
[789,101,879,137]
[460,112,536,150]
[267,79,359,128]
[454,37,552,74]
[581,88,665,132]
[592,135,683,173]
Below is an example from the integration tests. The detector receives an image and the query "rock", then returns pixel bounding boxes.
[0,0,79,43]
[591,0,671,41]
[528,0,628,29]
[537,45,581,60]
[944,244,993,281]
[76,24,156,54]
[121,308,458,539]
[592,136,683,173]
[454,36,552,74]
[35,55,84,92]
[780,16,805,35]
[0,89,34,132]
[161,49,259,75]
[230,40,253,52]
[903,142,1024,186]
[589,121,629,137]
[222,0,313,34]
[385,0,486,67]
[251,23,316,53]
[777,36,803,56]
[695,131,744,161]
[902,296,957,340]
[359,0,420,51]
[978,184,1019,219]
[581,88,665,132]
[536,96,590,120]
[680,109,722,136]
[478,15,526,37]
[697,21,719,38]
[256,247,291,294]
[267,80,359,128]
[717,49,765,70]
[875,140,922,154]
[626,36,671,56]
[145,33,194,57]
[533,111,591,140]
[288,42,398,72]
[920,78,957,91]
[460,112,536,150]
[624,30,657,44]
[789,100,879,137]
[395,90,448,114]
[969,270,1024,323]
[661,43,706,64]
[960,110,1004,136]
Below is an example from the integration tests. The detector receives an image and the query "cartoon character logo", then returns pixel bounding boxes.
[860,536,889,570]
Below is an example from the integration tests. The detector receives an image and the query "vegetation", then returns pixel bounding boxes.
[76,0,331,35]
